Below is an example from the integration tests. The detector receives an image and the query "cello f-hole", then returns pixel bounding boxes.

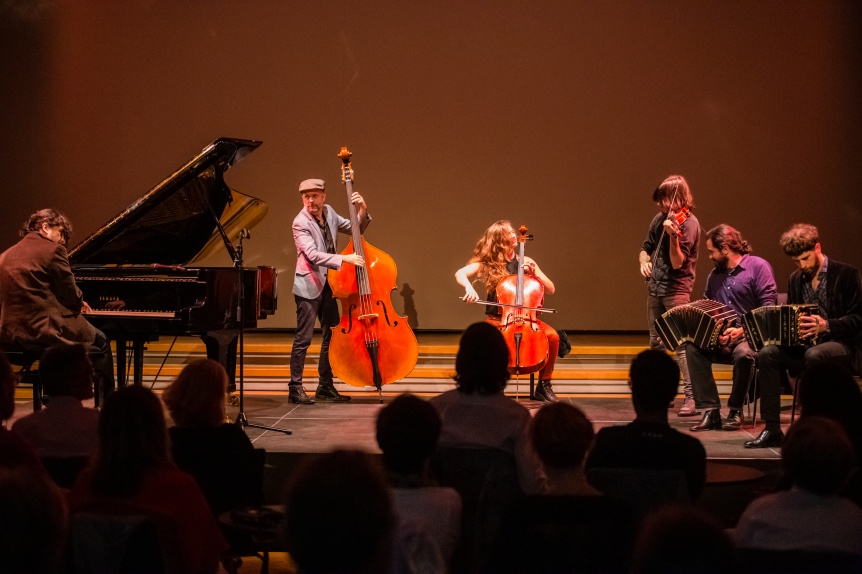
[376,299,399,327]
[340,304,357,334]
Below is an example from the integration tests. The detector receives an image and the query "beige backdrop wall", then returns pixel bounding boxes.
[2,1,860,331]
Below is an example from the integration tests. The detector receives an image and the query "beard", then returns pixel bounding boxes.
[713,256,730,272]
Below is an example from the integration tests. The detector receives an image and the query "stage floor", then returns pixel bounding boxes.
[231,391,790,461]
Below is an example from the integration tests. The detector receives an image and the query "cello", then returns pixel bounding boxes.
[496,225,549,374]
[327,147,419,397]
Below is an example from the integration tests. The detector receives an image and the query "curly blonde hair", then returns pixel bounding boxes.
[162,359,228,427]
[469,220,515,293]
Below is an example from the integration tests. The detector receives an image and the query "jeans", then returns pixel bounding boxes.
[647,292,693,393]
[685,340,755,411]
[289,283,340,387]
[757,341,853,426]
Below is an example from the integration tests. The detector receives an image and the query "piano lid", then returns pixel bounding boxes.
[69,137,264,266]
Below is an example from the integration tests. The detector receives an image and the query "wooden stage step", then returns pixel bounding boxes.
[111,331,737,395]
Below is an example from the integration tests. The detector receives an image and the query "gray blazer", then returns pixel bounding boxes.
[291,205,371,299]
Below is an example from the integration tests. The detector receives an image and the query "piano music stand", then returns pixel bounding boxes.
[233,229,292,435]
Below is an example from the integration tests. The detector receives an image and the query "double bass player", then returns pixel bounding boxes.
[455,220,560,402]
[288,178,370,404]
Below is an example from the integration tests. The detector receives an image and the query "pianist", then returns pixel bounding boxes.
[289,179,370,404]
[0,209,115,395]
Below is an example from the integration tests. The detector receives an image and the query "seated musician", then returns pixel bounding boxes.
[454,220,560,402]
[686,224,777,433]
[749,223,862,448]
[0,209,115,394]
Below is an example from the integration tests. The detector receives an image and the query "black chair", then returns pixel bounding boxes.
[737,547,862,574]
[71,511,176,574]
[430,447,523,573]
[1,343,106,412]
[40,455,90,489]
[587,467,690,521]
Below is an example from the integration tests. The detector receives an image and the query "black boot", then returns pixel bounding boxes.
[690,409,722,432]
[315,382,352,403]
[722,408,743,430]
[288,385,316,404]
[744,427,784,449]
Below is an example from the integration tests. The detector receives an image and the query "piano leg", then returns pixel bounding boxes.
[116,339,128,387]
[114,338,148,387]
[200,330,239,393]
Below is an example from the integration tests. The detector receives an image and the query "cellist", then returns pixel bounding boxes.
[288,178,370,404]
[455,220,560,402]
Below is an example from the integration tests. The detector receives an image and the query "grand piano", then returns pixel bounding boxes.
[68,137,277,388]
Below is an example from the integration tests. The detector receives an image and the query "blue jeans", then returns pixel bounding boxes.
[648,292,693,395]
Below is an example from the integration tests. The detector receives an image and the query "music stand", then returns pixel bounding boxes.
[232,229,291,435]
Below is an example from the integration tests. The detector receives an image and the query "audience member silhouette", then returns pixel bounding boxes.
[0,465,68,574]
[797,360,862,507]
[163,358,262,516]
[68,385,227,574]
[486,402,636,574]
[377,392,462,567]
[429,322,545,494]
[586,349,707,499]
[12,343,100,458]
[733,416,862,556]
[631,505,738,574]
[283,449,398,574]
[0,349,43,469]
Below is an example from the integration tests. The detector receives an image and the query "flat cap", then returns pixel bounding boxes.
[298,178,326,193]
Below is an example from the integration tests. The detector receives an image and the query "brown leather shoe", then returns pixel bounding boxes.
[722,409,743,430]
[678,398,701,417]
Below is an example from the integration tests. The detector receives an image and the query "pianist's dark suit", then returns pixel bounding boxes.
[0,231,114,388]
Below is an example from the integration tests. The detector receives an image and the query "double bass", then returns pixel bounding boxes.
[497,225,549,374]
[327,147,419,397]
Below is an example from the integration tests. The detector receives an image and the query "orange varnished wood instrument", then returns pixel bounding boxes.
[327,147,418,397]
[496,225,549,374]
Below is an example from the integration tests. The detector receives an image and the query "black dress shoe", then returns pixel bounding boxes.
[744,428,784,449]
[722,409,743,430]
[315,384,352,402]
[690,409,722,432]
[288,386,316,404]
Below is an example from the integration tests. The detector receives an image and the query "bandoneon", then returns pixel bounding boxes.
[742,304,820,351]
[654,299,736,351]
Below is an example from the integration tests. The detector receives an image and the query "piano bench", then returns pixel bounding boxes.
[2,347,44,412]
[2,345,107,413]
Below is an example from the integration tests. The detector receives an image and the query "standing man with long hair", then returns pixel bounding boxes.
[639,176,700,416]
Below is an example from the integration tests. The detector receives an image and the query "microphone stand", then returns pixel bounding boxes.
[233,228,292,435]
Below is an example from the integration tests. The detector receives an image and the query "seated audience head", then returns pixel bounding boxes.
[0,465,68,574]
[91,385,173,497]
[376,393,441,479]
[1,350,15,421]
[39,343,95,400]
[632,505,737,574]
[629,350,679,415]
[531,402,594,471]
[782,415,855,496]
[162,359,228,427]
[454,322,510,395]
[284,449,395,574]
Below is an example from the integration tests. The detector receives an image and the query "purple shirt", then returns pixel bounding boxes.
[703,254,778,320]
